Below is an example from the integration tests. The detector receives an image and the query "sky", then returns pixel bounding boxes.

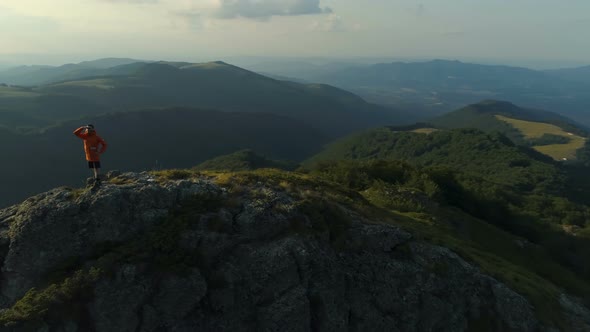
[0,0,589,68]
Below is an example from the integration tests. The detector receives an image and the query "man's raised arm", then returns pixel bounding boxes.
[73,126,87,138]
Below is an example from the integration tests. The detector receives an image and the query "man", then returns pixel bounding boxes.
[73,124,108,186]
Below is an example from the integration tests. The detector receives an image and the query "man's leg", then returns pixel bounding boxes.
[94,162,102,184]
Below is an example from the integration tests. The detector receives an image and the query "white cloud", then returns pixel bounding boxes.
[215,0,332,19]
[171,11,207,30]
[99,0,158,3]
[309,14,360,32]
[0,6,59,31]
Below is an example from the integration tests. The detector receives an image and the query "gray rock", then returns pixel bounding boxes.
[0,175,218,306]
[89,264,152,332]
[152,269,207,325]
[559,293,590,332]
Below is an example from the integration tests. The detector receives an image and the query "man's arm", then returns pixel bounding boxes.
[98,136,108,154]
[73,126,87,138]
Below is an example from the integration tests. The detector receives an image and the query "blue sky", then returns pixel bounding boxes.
[0,0,589,67]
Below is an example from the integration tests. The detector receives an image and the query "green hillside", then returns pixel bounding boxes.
[305,126,590,237]
[296,162,590,329]
[194,149,298,171]
[303,128,590,323]
[431,100,589,160]
[307,127,559,191]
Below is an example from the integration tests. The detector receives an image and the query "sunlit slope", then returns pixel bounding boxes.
[411,127,439,134]
[496,115,587,160]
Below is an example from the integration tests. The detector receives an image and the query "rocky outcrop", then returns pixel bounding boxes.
[0,172,220,307]
[0,171,585,331]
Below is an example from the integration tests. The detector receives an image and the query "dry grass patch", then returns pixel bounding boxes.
[495,115,586,160]
[411,128,439,134]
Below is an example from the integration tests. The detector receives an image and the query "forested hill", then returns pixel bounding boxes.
[0,61,408,138]
[307,127,559,191]
[429,100,589,161]
[432,100,587,139]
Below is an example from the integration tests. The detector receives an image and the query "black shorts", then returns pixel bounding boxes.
[88,161,101,169]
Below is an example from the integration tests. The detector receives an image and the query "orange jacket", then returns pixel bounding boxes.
[74,127,107,161]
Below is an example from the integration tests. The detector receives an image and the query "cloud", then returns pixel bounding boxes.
[310,14,342,31]
[172,11,205,30]
[441,31,465,37]
[309,14,360,32]
[416,3,426,16]
[215,0,332,19]
[0,6,59,32]
[99,0,158,3]
[406,3,425,17]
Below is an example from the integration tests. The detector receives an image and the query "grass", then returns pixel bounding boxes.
[411,128,439,134]
[0,268,102,327]
[496,115,587,160]
[181,62,229,70]
[107,177,136,185]
[0,86,40,98]
[65,187,87,200]
[49,79,115,90]
[151,169,200,181]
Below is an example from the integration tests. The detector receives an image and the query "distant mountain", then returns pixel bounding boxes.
[0,107,326,207]
[315,60,555,90]
[194,149,298,171]
[545,65,590,84]
[0,61,409,137]
[75,58,146,69]
[257,59,590,125]
[242,60,359,81]
[0,58,142,86]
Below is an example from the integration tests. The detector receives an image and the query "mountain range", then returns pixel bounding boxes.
[0,60,407,137]
[245,59,590,125]
[0,58,142,86]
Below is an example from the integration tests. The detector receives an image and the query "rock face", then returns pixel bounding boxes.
[0,171,585,331]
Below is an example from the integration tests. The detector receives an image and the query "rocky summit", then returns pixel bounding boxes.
[0,170,588,331]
